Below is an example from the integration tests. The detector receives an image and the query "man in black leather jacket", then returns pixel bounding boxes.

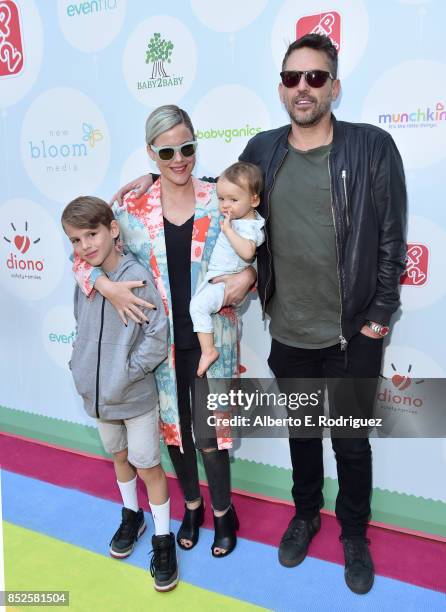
[240,34,407,595]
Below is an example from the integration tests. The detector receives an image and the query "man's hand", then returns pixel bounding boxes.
[95,276,156,325]
[360,323,382,339]
[212,266,257,307]
[109,174,154,206]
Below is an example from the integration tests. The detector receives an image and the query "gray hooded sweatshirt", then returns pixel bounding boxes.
[69,254,168,420]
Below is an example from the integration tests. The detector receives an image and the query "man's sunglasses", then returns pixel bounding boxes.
[150,140,197,161]
[280,70,334,89]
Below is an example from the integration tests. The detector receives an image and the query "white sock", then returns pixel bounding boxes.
[149,498,170,536]
[117,476,139,512]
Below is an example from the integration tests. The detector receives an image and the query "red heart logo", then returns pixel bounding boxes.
[392,374,411,391]
[14,235,30,254]
[239,364,247,374]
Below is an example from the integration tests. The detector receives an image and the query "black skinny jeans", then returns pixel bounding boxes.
[268,333,384,538]
[167,347,231,512]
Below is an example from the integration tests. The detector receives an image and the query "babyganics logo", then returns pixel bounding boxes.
[196,125,262,144]
[3,221,44,280]
[0,0,24,78]
[378,102,446,130]
[139,32,182,90]
[378,363,425,414]
[400,243,429,286]
[296,12,341,52]
[27,122,103,174]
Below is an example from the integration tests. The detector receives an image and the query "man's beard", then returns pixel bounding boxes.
[286,95,331,127]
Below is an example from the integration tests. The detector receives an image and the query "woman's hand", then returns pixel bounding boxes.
[212,266,257,307]
[95,276,157,325]
[109,174,154,206]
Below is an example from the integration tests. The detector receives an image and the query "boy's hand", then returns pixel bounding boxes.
[220,210,232,234]
[95,276,156,325]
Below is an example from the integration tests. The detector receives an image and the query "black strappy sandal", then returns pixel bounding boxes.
[176,499,205,550]
[211,504,240,557]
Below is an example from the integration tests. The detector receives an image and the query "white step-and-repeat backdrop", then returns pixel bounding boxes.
[1,0,445,535]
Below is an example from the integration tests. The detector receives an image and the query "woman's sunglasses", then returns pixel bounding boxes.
[280,70,334,89]
[150,140,197,161]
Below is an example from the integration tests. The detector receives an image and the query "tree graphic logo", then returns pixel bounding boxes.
[145,33,174,79]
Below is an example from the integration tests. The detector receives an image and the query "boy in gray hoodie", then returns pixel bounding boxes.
[62,196,178,592]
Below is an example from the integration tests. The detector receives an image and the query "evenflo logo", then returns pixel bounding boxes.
[3,220,43,278]
[296,12,341,52]
[42,306,77,370]
[0,199,65,301]
[400,243,429,286]
[66,0,117,17]
[21,88,110,202]
[0,0,24,78]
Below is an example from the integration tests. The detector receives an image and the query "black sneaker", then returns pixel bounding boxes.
[278,514,321,567]
[149,533,179,592]
[342,537,374,594]
[109,507,146,559]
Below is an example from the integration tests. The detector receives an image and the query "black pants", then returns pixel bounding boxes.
[167,347,231,512]
[268,333,384,537]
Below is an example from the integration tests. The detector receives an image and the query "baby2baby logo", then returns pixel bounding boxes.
[0,0,24,77]
[138,32,182,90]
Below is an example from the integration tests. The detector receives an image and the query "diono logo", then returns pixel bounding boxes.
[3,220,44,275]
[400,243,429,286]
[378,363,425,410]
[0,0,24,78]
[296,12,341,52]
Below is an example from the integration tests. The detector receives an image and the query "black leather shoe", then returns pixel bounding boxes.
[109,507,146,559]
[278,514,321,567]
[176,498,205,550]
[150,532,179,592]
[211,504,240,557]
[342,537,374,594]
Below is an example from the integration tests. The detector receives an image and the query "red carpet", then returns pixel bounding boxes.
[1,432,445,593]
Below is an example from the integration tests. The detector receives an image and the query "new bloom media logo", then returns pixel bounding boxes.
[400,243,429,286]
[296,11,341,52]
[27,122,103,175]
[0,0,24,78]
[378,102,446,130]
[3,220,44,280]
[138,32,183,90]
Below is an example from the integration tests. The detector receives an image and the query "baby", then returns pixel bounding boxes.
[190,161,265,376]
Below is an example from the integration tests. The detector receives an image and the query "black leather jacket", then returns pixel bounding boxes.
[239,115,407,343]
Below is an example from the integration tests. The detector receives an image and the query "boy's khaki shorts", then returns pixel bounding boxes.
[97,408,161,469]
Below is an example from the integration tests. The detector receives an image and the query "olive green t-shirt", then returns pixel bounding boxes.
[267,143,341,348]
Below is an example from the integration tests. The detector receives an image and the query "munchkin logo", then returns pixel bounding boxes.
[378,102,446,129]
[3,221,44,278]
[378,363,425,410]
[400,243,429,286]
[0,0,25,78]
[296,12,341,52]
